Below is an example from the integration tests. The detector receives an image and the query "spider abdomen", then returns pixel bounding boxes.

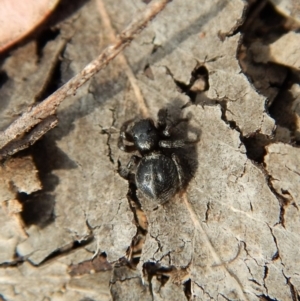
[136,153,179,203]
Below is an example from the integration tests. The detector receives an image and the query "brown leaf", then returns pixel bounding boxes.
[0,0,59,52]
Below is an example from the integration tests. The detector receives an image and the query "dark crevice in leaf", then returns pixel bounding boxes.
[241,133,271,163]
[278,201,286,228]
[36,28,61,60]
[35,234,94,266]
[151,44,161,55]
[265,174,289,228]
[151,233,163,259]
[258,295,279,301]
[0,70,9,89]
[218,293,231,301]
[0,294,8,301]
[263,265,269,295]
[204,201,211,223]
[101,109,117,164]
[194,281,214,300]
[143,63,155,80]
[0,251,27,268]
[34,49,64,103]
[124,182,147,266]
[249,278,262,286]
[285,275,300,301]
[143,261,173,291]
[218,100,239,131]
[18,191,56,228]
[167,64,209,104]
[267,224,284,264]
[271,251,279,261]
[0,235,94,268]
[183,279,192,301]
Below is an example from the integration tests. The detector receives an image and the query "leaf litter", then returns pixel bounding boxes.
[0,0,300,300]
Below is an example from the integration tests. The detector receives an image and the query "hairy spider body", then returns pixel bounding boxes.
[136,153,179,203]
[118,111,197,204]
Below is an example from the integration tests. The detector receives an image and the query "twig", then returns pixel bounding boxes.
[0,0,172,159]
[0,116,58,159]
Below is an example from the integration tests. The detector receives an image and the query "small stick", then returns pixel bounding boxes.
[0,115,58,160]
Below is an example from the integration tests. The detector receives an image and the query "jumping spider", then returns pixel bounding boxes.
[118,110,198,204]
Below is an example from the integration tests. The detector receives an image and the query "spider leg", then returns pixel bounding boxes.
[118,141,136,152]
[118,119,137,152]
[159,135,199,148]
[118,155,141,180]
[120,119,135,141]
[157,109,190,137]
[127,155,141,169]
[163,118,190,137]
[157,108,168,131]
[171,154,183,189]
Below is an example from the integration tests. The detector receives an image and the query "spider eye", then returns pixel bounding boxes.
[144,174,151,182]
[157,173,163,182]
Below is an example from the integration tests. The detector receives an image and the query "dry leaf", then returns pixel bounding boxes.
[0,0,59,52]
